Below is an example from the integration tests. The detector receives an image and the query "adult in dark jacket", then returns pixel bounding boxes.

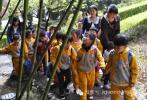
[100,4,120,51]
[82,5,101,37]
[7,17,22,43]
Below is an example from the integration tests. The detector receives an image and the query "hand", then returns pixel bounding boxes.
[57,68,61,73]
[129,83,135,87]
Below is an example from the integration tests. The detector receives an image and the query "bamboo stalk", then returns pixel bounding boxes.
[42,0,83,99]
[1,0,11,19]
[0,0,22,40]
[17,0,75,99]
[26,0,44,99]
[0,0,3,30]
[15,0,29,99]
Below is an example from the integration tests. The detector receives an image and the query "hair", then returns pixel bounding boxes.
[71,29,81,39]
[39,30,46,37]
[26,29,32,37]
[107,41,114,50]
[89,5,98,16]
[55,32,65,41]
[11,17,20,26]
[107,4,118,14]
[49,26,55,31]
[13,34,20,41]
[89,5,98,11]
[113,34,129,46]
[67,36,73,43]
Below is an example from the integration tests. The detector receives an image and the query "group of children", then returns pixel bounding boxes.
[0,4,139,100]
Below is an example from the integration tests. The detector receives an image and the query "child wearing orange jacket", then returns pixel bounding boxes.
[105,34,138,100]
[50,36,77,99]
[0,34,28,77]
[77,33,105,100]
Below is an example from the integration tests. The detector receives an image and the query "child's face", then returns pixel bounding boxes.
[14,39,20,45]
[40,37,46,41]
[65,42,71,49]
[115,45,127,53]
[83,35,92,47]
[90,8,97,18]
[89,30,97,37]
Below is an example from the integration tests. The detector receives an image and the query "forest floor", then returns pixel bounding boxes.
[0,34,147,100]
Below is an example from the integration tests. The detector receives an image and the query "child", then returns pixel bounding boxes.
[0,34,28,78]
[46,26,55,39]
[36,31,49,74]
[50,35,77,99]
[103,41,114,90]
[89,28,104,87]
[25,30,35,60]
[71,29,82,52]
[105,34,138,100]
[77,33,105,100]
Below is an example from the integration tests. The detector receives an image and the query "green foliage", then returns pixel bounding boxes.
[119,0,147,20]
[121,10,147,32]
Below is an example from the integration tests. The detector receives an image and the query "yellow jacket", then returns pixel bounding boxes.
[105,47,138,86]
[94,38,103,53]
[50,44,77,70]
[71,40,82,52]
[0,42,28,58]
[25,38,35,55]
[77,45,105,72]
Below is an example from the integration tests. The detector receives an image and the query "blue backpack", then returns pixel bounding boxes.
[24,60,32,74]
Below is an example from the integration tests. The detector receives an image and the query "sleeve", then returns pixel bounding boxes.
[96,48,105,68]
[82,17,87,34]
[50,46,59,65]
[130,54,138,85]
[71,47,77,60]
[101,17,109,42]
[116,16,120,34]
[105,55,113,74]
[97,39,103,53]
[0,45,11,54]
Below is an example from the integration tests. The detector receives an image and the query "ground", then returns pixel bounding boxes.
[0,34,147,100]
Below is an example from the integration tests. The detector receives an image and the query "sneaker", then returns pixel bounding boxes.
[76,88,83,96]
[104,84,111,90]
[88,95,94,100]
[59,94,65,100]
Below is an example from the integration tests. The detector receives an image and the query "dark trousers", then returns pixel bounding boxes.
[104,73,110,85]
[56,68,72,95]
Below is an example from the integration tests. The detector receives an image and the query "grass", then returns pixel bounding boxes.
[119,0,147,20]
[121,10,147,32]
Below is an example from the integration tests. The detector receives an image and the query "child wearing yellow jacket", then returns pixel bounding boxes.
[0,34,28,77]
[71,29,82,91]
[25,30,35,60]
[50,36,77,99]
[89,28,104,87]
[77,33,105,100]
[105,34,138,100]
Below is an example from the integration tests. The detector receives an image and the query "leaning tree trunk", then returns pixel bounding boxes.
[15,0,29,99]
[27,0,44,99]
[1,0,11,19]
[0,0,3,30]
[17,0,75,99]
[0,0,22,40]
[41,0,83,99]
